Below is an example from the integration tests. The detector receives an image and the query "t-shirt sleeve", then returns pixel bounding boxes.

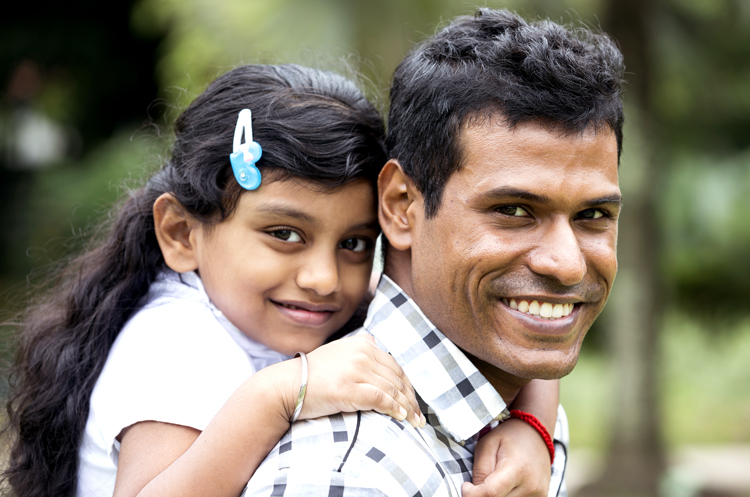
[87,299,255,464]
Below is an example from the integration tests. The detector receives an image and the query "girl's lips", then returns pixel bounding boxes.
[271,300,338,326]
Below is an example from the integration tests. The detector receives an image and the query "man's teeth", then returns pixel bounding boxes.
[503,298,574,319]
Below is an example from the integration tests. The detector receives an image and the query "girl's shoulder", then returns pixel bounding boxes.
[97,269,256,399]
[114,271,250,369]
[87,271,257,441]
[118,270,227,347]
[81,273,258,488]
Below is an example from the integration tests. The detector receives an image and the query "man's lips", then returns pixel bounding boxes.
[497,296,585,338]
[271,299,339,326]
[502,297,580,320]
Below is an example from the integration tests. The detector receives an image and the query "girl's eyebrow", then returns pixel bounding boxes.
[255,203,317,225]
[350,220,381,231]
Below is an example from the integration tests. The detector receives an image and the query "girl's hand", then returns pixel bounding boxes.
[295,335,425,428]
[461,418,551,497]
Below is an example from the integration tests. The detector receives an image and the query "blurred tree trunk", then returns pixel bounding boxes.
[580,0,666,495]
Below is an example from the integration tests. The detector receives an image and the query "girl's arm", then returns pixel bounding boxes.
[462,379,560,497]
[507,377,559,434]
[114,335,422,497]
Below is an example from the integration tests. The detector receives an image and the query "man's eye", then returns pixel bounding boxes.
[340,238,369,253]
[578,208,605,220]
[270,229,303,242]
[496,205,529,217]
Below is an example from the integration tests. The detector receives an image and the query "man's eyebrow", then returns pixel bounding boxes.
[479,187,551,205]
[587,195,623,207]
[254,203,317,224]
[478,187,623,207]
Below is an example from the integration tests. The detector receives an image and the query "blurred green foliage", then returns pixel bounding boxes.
[562,312,750,447]
[662,151,750,316]
[24,130,158,268]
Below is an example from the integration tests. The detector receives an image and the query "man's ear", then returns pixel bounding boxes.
[378,159,421,251]
[153,193,200,273]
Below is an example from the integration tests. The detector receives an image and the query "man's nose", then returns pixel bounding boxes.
[528,218,587,286]
[295,250,342,296]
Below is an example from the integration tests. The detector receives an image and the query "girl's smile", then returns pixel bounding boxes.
[272,299,340,326]
[190,178,378,356]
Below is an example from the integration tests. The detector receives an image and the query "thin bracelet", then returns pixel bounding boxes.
[509,409,555,464]
[291,352,308,422]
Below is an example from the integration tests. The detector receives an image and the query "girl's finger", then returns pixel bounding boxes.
[471,434,499,486]
[365,362,423,427]
[367,347,422,422]
[346,369,420,427]
[305,335,425,427]
[461,467,517,497]
[347,383,421,427]
[331,335,422,425]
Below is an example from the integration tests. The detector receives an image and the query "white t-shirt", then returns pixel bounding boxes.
[76,271,290,497]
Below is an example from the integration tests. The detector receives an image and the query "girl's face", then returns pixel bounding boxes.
[192,178,379,355]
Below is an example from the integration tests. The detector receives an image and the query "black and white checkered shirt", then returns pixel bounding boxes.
[244,275,569,496]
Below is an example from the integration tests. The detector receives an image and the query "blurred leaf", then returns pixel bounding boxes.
[24,128,159,267]
[660,150,750,315]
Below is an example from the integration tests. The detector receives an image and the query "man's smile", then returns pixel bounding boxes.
[501,298,577,319]
[491,295,585,340]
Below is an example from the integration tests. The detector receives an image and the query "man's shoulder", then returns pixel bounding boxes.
[244,411,404,496]
[244,411,465,496]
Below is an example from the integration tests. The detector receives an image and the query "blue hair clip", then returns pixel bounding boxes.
[229,109,262,190]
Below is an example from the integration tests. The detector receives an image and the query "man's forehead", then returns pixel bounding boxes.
[460,114,614,148]
[450,119,620,201]
[459,118,616,160]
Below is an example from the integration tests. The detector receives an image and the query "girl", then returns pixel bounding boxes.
[3,64,559,497]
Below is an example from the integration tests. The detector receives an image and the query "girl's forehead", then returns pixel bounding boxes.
[236,177,377,226]
[258,172,376,196]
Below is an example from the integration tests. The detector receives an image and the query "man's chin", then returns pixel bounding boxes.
[490,348,581,381]
[514,362,577,380]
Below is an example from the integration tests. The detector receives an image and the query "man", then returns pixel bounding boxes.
[245,8,624,496]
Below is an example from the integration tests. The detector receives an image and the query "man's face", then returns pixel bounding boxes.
[408,121,621,380]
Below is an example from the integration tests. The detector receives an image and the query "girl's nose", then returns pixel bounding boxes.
[295,253,342,296]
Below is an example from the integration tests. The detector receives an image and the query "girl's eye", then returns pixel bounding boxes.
[578,208,605,220]
[496,205,529,217]
[340,238,369,253]
[270,229,303,243]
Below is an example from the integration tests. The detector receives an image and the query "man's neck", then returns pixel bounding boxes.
[463,351,531,406]
[383,265,531,405]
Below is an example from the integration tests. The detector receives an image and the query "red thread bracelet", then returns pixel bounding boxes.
[509,409,555,464]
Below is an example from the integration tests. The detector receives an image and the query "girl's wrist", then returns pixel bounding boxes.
[290,352,308,422]
[252,359,300,424]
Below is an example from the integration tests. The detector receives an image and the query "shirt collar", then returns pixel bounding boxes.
[154,270,291,371]
[365,275,508,444]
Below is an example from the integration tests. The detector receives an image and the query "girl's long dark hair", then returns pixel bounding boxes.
[2,64,385,497]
